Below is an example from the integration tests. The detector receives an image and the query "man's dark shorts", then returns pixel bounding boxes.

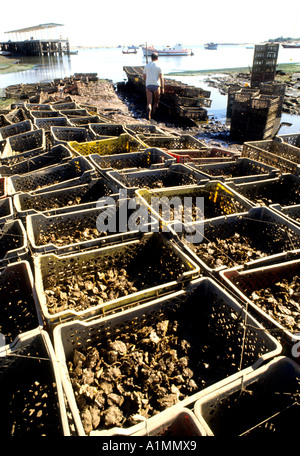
[146,85,159,92]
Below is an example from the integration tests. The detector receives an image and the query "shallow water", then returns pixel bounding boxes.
[0,44,299,133]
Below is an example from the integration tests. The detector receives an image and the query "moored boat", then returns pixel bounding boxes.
[142,43,193,56]
[204,42,218,50]
[122,47,138,54]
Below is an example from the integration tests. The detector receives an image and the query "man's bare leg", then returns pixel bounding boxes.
[152,89,160,115]
[146,90,152,119]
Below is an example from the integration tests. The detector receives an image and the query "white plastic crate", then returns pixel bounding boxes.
[26,203,158,255]
[0,144,72,177]
[69,115,104,126]
[34,116,72,131]
[89,148,176,175]
[24,103,53,111]
[0,260,43,350]
[33,232,200,326]
[13,178,117,220]
[106,163,208,196]
[0,119,33,140]
[194,356,300,436]
[146,147,240,164]
[94,407,206,436]
[123,123,173,137]
[7,156,97,196]
[0,218,28,264]
[188,157,279,184]
[136,134,207,150]
[53,276,281,436]
[88,123,126,138]
[0,328,70,436]
[1,129,46,158]
[59,108,90,118]
[243,138,300,174]
[270,203,300,228]
[136,180,255,229]
[0,141,48,167]
[228,173,300,208]
[277,132,300,148]
[50,125,95,147]
[0,197,14,222]
[50,102,78,110]
[29,110,61,120]
[220,258,300,345]
[171,206,300,276]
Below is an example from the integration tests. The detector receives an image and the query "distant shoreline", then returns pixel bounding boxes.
[166,62,300,77]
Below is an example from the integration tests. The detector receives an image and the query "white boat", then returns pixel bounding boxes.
[204,42,218,50]
[122,47,138,54]
[0,51,12,56]
[142,44,193,56]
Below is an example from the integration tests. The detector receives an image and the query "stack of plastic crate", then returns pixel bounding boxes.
[242,138,300,174]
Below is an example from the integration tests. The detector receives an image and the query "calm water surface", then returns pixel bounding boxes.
[0,44,299,133]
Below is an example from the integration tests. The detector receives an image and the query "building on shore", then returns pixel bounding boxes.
[0,23,70,57]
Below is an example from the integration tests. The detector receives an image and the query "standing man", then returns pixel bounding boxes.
[143,52,164,120]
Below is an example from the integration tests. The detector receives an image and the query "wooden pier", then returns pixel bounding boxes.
[0,23,71,57]
[0,39,70,57]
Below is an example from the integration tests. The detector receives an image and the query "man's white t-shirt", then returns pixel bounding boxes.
[143,61,162,87]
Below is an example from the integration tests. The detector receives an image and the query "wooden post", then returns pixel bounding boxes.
[145,42,148,64]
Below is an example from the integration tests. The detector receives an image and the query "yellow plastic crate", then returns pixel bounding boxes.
[68,133,148,157]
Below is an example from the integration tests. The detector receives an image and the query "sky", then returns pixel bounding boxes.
[0,0,300,47]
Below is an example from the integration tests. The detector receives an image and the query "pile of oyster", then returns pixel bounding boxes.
[45,267,138,314]
[190,232,268,269]
[67,295,252,435]
[26,196,82,212]
[249,275,300,331]
[143,179,165,190]
[38,225,105,247]
[68,318,197,434]
[44,236,187,315]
